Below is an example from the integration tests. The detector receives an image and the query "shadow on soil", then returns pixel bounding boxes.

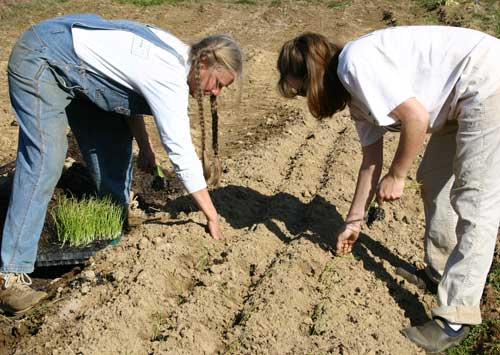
[162,184,430,324]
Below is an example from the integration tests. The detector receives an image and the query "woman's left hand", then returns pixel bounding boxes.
[377,173,405,203]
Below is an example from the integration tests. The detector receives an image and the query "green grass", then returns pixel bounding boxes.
[51,194,124,247]
[446,320,500,355]
[327,0,352,9]
[417,0,446,11]
[115,0,187,6]
[234,0,257,4]
[417,0,500,37]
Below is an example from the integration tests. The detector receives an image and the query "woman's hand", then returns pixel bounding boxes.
[127,114,158,173]
[137,147,157,173]
[377,173,405,203]
[190,188,223,240]
[207,217,223,240]
[335,222,361,255]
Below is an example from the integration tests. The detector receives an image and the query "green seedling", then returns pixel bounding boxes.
[404,180,423,192]
[225,340,241,355]
[152,165,166,190]
[51,195,124,247]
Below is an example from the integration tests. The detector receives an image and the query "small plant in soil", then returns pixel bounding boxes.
[151,165,166,190]
[366,179,421,227]
[366,201,385,227]
[51,195,124,247]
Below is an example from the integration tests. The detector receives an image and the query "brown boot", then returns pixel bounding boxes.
[0,272,47,315]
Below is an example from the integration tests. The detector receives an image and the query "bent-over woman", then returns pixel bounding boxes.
[277,27,500,354]
[0,13,242,315]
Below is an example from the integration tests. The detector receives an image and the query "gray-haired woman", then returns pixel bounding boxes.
[0,13,242,315]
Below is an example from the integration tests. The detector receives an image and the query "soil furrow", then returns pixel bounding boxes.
[222,237,332,355]
[219,114,354,354]
[140,109,338,354]
[148,227,285,355]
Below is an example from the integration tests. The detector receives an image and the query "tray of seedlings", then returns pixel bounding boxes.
[0,158,122,266]
[0,134,183,267]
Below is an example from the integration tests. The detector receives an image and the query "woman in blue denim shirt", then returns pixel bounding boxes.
[0,14,242,315]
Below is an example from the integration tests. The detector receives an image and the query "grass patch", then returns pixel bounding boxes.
[446,320,500,355]
[51,194,124,247]
[417,0,446,11]
[234,0,257,4]
[417,0,500,37]
[115,0,187,6]
[327,0,352,9]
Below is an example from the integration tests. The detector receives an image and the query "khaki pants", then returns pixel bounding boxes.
[416,87,500,325]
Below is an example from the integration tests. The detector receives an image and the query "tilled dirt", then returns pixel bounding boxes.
[0,1,497,355]
[4,109,432,355]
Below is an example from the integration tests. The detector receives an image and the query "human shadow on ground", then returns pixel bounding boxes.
[160,184,430,324]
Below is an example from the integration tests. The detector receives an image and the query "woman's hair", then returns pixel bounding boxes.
[277,32,350,119]
[189,34,242,185]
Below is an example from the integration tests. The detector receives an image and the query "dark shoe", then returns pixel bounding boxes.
[402,317,470,354]
[0,272,47,315]
[396,266,438,294]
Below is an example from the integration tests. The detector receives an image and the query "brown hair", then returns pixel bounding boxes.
[277,32,350,119]
[190,34,242,186]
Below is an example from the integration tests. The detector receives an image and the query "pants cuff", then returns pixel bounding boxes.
[0,264,35,274]
[432,305,482,325]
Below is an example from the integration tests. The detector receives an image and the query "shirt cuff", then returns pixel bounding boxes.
[176,163,207,193]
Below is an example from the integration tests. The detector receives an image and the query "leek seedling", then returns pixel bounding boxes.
[52,195,124,247]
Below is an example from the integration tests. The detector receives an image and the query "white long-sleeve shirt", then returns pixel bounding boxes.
[72,27,206,193]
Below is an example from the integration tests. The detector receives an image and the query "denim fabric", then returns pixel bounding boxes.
[29,13,183,116]
[0,14,170,273]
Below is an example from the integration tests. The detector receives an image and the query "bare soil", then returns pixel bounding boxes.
[0,1,498,354]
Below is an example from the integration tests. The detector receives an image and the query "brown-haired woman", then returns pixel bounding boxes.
[277,28,500,354]
[0,14,242,315]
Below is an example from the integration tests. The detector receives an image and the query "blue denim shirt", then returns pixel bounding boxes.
[31,13,185,116]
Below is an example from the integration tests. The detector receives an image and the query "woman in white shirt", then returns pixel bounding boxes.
[0,14,241,315]
[277,27,500,353]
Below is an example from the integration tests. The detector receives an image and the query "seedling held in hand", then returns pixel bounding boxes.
[152,165,165,190]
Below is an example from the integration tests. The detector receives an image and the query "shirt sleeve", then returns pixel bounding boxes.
[140,77,207,193]
[129,48,206,194]
[353,119,385,147]
[339,43,415,126]
[72,29,206,193]
[349,105,386,147]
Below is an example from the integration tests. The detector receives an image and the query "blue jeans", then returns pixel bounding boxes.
[0,28,133,273]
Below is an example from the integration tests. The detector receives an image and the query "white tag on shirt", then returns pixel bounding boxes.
[131,35,151,59]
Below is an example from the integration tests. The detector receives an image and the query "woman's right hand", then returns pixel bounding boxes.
[335,222,361,255]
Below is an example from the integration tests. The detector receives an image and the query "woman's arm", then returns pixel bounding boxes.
[128,115,222,240]
[127,114,157,173]
[347,137,384,221]
[336,138,383,254]
[377,97,429,202]
[190,188,222,240]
